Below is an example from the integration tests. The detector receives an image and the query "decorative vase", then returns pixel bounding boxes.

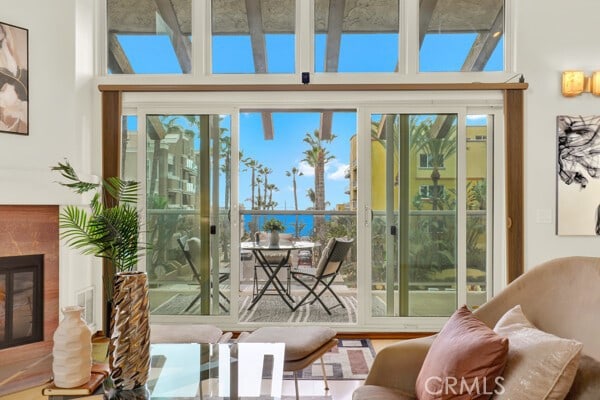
[108,271,150,393]
[269,230,280,247]
[52,306,92,388]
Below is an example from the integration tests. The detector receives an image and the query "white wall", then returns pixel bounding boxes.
[515,0,600,268]
[0,0,100,328]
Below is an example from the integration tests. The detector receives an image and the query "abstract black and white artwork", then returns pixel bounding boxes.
[557,115,600,235]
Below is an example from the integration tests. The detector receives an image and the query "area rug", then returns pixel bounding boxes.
[151,293,358,324]
[284,338,374,381]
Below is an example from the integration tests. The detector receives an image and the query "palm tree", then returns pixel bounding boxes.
[303,131,336,242]
[219,132,231,208]
[410,116,457,210]
[242,157,261,210]
[266,183,278,210]
[258,166,273,210]
[286,167,303,238]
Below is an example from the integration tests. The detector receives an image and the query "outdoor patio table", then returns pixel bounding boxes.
[241,241,317,310]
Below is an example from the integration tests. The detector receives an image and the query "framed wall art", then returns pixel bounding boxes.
[0,21,28,135]
[557,115,600,235]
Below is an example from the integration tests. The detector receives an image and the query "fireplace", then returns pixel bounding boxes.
[0,254,44,349]
[0,205,59,396]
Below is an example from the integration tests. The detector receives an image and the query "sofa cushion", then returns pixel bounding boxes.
[565,354,600,400]
[493,305,583,400]
[241,326,336,361]
[415,305,508,399]
[150,324,223,344]
[353,385,416,400]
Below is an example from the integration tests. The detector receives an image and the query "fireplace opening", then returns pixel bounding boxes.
[0,254,44,349]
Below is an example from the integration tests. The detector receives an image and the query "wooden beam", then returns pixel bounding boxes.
[154,0,192,73]
[325,0,345,72]
[504,89,524,283]
[147,115,167,140]
[319,0,345,141]
[319,112,333,141]
[244,0,273,140]
[99,82,528,92]
[245,0,267,73]
[107,33,134,74]
[419,0,438,47]
[261,112,273,140]
[462,7,504,71]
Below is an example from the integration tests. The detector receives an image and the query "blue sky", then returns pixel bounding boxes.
[118,30,502,210]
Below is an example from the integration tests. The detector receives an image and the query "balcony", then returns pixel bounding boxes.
[183,182,196,193]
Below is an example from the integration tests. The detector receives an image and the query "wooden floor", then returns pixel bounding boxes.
[0,340,400,400]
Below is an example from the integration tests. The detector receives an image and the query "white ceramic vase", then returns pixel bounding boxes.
[52,306,92,388]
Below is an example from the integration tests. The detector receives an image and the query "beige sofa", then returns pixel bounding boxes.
[353,256,600,400]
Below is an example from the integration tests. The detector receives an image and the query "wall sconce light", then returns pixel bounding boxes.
[561,71,600,97]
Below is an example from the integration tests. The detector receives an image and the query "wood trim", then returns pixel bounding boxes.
[504,89,524,283]
[102,91,122,184]
[101,90,122,332]
[98,82,528,93]
[98,84,527,318]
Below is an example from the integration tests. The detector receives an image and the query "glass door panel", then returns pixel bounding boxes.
[238,110,357,324]
[371,113,458,317]
[466,114,493,309]
[145,114,231,316]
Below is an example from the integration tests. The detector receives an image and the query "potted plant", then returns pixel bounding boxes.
[51,160,150,394]
[263,218,285,246]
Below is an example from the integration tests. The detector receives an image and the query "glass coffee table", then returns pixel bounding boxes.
[53,342,286,400]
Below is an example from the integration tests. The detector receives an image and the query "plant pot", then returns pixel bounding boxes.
[269,230,280,247]
[52,306,92,388]
[107,271,150,393]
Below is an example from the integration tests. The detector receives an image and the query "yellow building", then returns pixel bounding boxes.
[349,124,488,211]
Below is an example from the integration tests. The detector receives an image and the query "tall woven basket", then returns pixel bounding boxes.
[108,271,151,393]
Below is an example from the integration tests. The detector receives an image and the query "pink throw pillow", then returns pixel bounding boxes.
[415,305,509,399]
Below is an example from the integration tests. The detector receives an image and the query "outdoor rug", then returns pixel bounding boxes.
[239,294,357,324]
[151,293,358,324]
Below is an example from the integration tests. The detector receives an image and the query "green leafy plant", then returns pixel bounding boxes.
[51,160,145,295]
[262,218,285,232]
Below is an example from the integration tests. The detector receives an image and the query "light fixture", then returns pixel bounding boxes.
[561,71,586,97]
[561,70,600,97]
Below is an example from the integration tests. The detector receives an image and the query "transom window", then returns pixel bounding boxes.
[105,0,507,77]
[314,0,399,73]
[419,0,504,72]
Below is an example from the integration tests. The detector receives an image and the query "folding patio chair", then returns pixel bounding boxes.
[291,238,354,315]
[177,236,231,313]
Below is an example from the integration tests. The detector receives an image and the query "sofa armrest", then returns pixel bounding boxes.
[364,336,435,395]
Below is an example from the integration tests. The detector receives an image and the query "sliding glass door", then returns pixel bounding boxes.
[121,112,231,316]
[368,110,495,319]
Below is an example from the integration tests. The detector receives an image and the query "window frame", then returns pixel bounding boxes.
[97,0,515,84]
[103,88,519,332]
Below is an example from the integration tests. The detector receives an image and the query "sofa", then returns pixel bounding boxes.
[353,256,600,400]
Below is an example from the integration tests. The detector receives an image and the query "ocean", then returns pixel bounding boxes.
[242,214,331,238]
